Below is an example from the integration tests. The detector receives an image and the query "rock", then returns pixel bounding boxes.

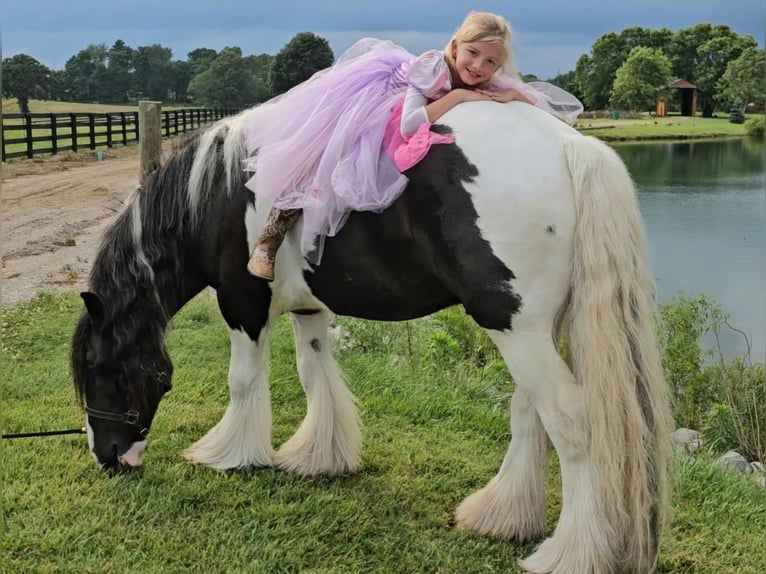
[54,238,76,247]
[672,428,703,455]
[716,451,752,474]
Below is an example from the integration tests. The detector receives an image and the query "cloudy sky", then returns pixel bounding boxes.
[2,0,764,79]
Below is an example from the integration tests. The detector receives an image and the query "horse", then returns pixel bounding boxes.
[71,100,673,574]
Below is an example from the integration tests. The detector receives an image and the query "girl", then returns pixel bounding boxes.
[244,11,582,281]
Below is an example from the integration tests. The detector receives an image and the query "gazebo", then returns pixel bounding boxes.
[655,79,699,117]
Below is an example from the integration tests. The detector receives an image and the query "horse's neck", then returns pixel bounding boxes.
[94,235,202,330]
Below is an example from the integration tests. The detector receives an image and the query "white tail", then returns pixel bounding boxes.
[562,134,674,572]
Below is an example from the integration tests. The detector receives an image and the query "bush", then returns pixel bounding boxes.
[745,115,765,136]
[729,99,745,124]
[657,293,724,429]
[706,358,766,462]
[657,292,765,462]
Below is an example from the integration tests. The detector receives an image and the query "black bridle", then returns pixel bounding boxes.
[84,406,151,438]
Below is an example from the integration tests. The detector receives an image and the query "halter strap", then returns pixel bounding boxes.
[85,406,150,437]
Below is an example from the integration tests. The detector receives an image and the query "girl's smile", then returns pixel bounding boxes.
[452,40,503,86]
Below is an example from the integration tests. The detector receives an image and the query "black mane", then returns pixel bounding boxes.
[72,130,225,406]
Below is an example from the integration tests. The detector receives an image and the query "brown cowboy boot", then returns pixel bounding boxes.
[247,207,301,281]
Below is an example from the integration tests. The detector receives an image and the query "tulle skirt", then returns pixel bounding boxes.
[242,39,414,260]
[241,38,584,261]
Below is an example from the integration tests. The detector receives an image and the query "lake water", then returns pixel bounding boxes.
[613,137,765,361]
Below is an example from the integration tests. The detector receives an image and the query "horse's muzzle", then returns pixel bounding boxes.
[94,440,146,471]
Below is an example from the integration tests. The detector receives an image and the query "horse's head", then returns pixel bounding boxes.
[72,291,173,471]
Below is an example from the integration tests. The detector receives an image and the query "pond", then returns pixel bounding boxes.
[614,137,765,361]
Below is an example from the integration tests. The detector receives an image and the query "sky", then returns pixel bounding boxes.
[2,0,764,79]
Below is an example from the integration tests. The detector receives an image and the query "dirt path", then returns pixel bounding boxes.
[1,145,174,307]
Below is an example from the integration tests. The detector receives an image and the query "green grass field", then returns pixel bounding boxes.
[574,114,751,140]
[3,292,765,573]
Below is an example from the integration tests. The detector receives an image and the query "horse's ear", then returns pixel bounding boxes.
[80,291,105,326]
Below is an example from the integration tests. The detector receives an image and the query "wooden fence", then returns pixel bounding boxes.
[1,107,242,162]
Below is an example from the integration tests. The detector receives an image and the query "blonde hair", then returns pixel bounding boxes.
[443,11,518,89]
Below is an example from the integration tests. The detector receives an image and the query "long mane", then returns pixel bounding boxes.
[71,122,234,406]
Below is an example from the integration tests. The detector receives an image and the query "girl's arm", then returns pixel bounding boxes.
[425,89,492,122]
[400,87,491,137]
[476,87,536,105]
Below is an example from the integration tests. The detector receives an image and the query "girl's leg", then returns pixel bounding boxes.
[247,207,301,281]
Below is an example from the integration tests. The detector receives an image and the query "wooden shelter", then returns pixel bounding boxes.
[655,79,699,117]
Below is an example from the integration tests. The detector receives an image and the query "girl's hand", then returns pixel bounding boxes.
[454,88,494,103]
[476,88,534,105]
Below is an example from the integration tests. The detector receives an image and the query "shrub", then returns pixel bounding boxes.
[656,293,724,429]
[657,292,765,462]
[431,307,500,367]
[745,115,765,136]
[706,357,766,462]
[729,99,745,124]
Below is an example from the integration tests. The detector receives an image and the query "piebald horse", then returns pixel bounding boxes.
[72,101,673,574]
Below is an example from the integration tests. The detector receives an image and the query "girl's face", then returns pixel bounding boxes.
[451,40,503,86]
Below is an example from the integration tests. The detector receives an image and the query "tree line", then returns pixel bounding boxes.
[4,24,764,116]
[2,32,334,114]
[548,23,764,116]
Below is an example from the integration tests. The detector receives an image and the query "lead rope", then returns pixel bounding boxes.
[3,428,86,439]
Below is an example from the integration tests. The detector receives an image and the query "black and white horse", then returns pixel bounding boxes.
[72,101,673,574]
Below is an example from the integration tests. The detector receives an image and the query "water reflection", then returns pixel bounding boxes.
[612,138,765,361]
[615,137,765,188]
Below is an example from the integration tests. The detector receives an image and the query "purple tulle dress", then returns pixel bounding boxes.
[241,38,582,261]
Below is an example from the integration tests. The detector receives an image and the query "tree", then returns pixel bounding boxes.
[62,44,108,102]
[574,26,673,110]
[668,24,758,116]
[610,47,673,112]
[187,48,218,76]
[133,44,174,101]
[718,47,766,109]
[47,69,67,101]
[245,53,275,101]
[2,54,51,113]
[103,40,134,102]
[168,60,194,103]
[269,32,334,96]
[188,47,261,106]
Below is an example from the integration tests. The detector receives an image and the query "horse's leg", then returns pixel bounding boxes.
[455,386,549,541]
[274,310,362,476]
[184,323,274,470]
[486,329,613,574]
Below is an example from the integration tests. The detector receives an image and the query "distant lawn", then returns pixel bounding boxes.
[575,114,752,140]
[2,98,199,114]
[3,292,765,573]
[2,98,140,114]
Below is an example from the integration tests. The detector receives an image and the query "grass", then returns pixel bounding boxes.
[3,292,765,573]
[574,114,752,140]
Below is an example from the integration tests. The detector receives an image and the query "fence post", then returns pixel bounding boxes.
[120,112,127,146]
[88,114,96,149]
[106,114,113,148]
[50,113,58,155]
[25,114,34,159]
[70,113,78,152]
[138,100,162,181]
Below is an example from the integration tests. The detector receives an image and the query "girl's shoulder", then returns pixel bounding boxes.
[406,50,451,98]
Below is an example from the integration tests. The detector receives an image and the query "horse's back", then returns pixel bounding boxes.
[305,103,580,328]
[436,102,580,327]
